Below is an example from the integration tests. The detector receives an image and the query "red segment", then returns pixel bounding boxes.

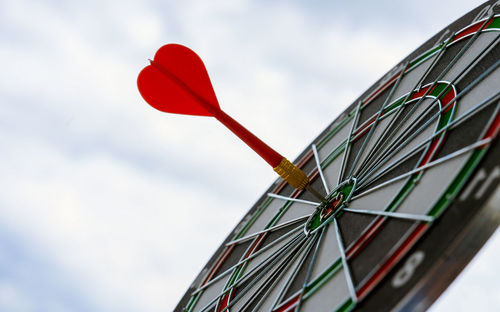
[202,245,234,286]
[418,136,442,167]
[244,233,267,258]
[217,291,233,312]
[483,110,500,140]
[410,85,433,99]
[346,217,385,260]
[363,74,401,106]
[453,19,493,42]
[137,44,219,116]
[440,87,456,113]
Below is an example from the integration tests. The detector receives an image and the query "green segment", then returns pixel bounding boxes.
[336,298,356,312]
[409,45,441,69]
[428,149,486,217]
[487,16,500,29]
[384,97,405,114]
[382,82,457,214]
[385,178,416,213]
[303,258,342,299]
[186,293,200,312]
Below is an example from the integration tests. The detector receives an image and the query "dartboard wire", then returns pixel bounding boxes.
[213,173,324,309]
[338,101,362,184]
[268,235,320,312]
[226,216,309,246]
[193,227,303,296]
[353,34,454,178]
[227,232,307,290]
[346,62,408,180]
[362,28,500,185]
[294,226,327,312]
[311,144,330,194]
[220,236,310,312]
[340,137,492,264]
[357,49,500,188]
[357,82,452,182]
[342,207,434,222]
[358,32,500,183]
[352,137,494,203]
[266,193,320,206]
[356,89,500,194]
[198,233,306,312]
[333,218,358,303]
[355,18,496,180]
[228,232,305,290]
[351,61,409,178]
[242,237,318,312]
[342,77,498,302]
[357,60,500,190]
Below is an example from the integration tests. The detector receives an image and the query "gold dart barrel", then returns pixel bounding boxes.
[273,158,310,190]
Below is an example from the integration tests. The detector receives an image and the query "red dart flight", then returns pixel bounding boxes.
[137,44,314,193]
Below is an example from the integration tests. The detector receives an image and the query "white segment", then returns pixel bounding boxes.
[351,116,392,174]
[242,231,298,276]
[455,66,500,119]
[318,116,354,161]
[363,97,439,180]
[322,153,343,190]
[301,268,350,312]
[350,179,406,212]
[392,52,439,100]
[397,152,471,215]
[277,202,316,224]
[193,276,227,312]
[242,199,285,237]
[229,241,309,311]
[308,224,341,282]
[442,32,499,82]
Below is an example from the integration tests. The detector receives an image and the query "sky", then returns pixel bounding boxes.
[0,0,498,311]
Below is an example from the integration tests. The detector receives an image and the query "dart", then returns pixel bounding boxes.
[137,43,326,201]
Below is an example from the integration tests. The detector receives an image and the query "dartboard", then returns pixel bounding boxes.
[176,2,500,311]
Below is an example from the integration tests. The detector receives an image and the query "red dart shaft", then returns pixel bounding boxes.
[213,109,282,167]
[148,59,311,191]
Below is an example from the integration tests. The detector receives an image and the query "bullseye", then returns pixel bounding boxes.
[304,178,357,235]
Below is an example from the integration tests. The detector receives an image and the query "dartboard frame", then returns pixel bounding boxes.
[175,2,500,311]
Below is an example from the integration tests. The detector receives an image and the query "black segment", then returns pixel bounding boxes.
[349,218,418,287]
[436,102,497,159]
[337,212,377,249]
[280,236,318,302]
[456,36,500,91]
[422,40,468,86]
[212,240,252,280]
[358,86,393,126]
[258,220,304,251]
[360,151,422,191]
